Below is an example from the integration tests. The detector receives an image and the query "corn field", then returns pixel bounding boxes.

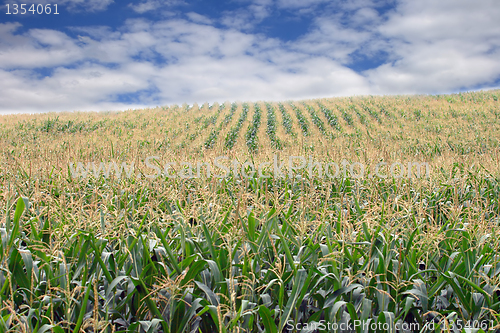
[0,90,500,332]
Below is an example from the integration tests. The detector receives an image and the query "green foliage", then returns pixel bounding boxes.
[265,103,282,150]
[245,103,262,153]
[204,103,229,149]
[338,106,354,126]
[278,103,296,136]
[2,172,500,332]
[362,103,382,123]
[225,103,249,149]
[290,103,309,136]
[378,103,393,118]
[317,102,341,131]
[2,90,500,332]
[222,102,237,126]
[350,105,367,125]
[18,117,109,134]
[303,103,327,136]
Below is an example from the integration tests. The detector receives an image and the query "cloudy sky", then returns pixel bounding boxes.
[1,0,499,113]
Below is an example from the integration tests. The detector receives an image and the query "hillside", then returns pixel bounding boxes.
[0,90,499,332]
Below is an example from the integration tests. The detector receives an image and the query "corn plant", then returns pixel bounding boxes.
[317,102,341,131]
[303,103,330,140]
[220,103,234,124]
[378,103,393,118]
[204,103,228,149]
[1,89,500,333]
[361,103,382,124]
[278,103,296,136]
[265,103,282,150]
[2,172,500,332]
[290,102,309,136]
[350,105,367,125]
[337,106,354,127]
[200,103,222,131]
[245,103,262,153]
[225,103,249,149]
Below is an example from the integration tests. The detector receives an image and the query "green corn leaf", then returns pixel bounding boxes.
[258,305,277,333]
[195,281,219,306]
[157,234,182,275]
[180,260,206,286]
[130,277,168,332]
[8,197,26,249]
[278,268,308,331]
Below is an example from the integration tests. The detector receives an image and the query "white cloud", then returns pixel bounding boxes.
[220,0,273,30]
[0,19,370,113]
[350,7,381,27]
[365,0,500,94]
[283,0,390,63]
[291,16,372,63]
[0,64,153,113]
[219,0,336,29]
[130,0,162,14]
[380,0,500,42]
[1,0,500,113]
[186,12,213,25]
[0,25,84,69]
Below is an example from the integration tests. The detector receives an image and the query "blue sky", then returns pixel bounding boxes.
[1,0,499,113]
